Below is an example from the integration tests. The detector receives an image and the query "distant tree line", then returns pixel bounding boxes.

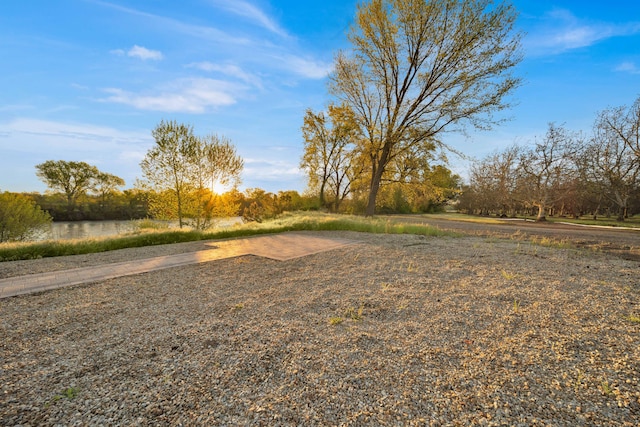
[10,187,319,224]
[29,188,150,221]
[458,96,640,221]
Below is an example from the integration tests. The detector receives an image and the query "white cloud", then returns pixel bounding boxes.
[189,55,332,82]
[279,55,334,79]
[118,149,148,164]
[187,62,262,88]
[94,0,251,46]
[102,78,241,113]
[127,45,163,60]
[111,45,163,60]
[526,9,640,55]
[109,44,163,61]
[96,1,331,83]
[2,118,150,148]
[615,61,640,74]
[71,83,89,91]
[244,158,304,180]
[209,0,288,37]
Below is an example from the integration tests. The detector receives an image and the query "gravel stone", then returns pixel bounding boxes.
[1,231,638,425]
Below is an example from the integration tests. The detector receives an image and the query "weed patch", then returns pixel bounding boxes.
[46,387,79,407]
[345,305,364,321]
[626,315,640,324]
[329,317,344,326]
[501,270,517,281]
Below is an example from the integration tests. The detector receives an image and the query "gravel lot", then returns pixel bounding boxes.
[1,231,639,426]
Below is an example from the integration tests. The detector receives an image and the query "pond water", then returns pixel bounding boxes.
[42,221,138,241]
[37,218,243,241]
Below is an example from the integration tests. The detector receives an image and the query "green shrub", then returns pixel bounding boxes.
[0,192,52,242]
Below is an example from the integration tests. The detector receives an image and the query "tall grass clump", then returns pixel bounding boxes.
[0,230,207,261]
[133,218,171,230]
[267,212,455,237]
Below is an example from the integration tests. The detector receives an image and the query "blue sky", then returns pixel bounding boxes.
[2,1,640,194]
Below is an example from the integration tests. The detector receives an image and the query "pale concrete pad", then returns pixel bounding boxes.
[206,233,357,261]
[0,233,358,299]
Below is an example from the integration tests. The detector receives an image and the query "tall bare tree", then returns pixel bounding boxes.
[517,124,578,221]
[330,0,522,215]
[467,145,520,215]
[597,96,640,160]
[587,110,640,220]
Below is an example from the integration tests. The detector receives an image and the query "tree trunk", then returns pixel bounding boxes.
[365,144,392,217]
[614,192,628,221]
[319,180,326,210]
[177,191,184,228]
[365,174,381,216]
[535,204,546,222]
[66,194,74,218]
[365,161,387,216]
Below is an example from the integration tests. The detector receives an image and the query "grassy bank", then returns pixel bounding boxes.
[0,213,456,261]
[543,215,640,228]
[420,213,640,229]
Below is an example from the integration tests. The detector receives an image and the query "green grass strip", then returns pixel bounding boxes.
[0,213,457,262]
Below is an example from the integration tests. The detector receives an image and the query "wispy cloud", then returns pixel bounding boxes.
[244,158,303,180]
[1,118,150,176]
[102,78,243,113]
[71,83,89,91]
[128,45,163,60]
[111,45,164,60]
[92,0,251,45]
[278,55,333,79]
[189,55,331,82]
[94,0,331,83]
[187,62,262,88]
[3,118,150,147]
[209,0,288,37]
[526,9,640,55]
[615,61,640,74]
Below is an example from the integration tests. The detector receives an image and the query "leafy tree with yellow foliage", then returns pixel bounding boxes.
[330,0,522,215]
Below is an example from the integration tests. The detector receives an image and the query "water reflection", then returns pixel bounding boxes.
[46,221,137,240]
[37,217,243,241]
[40,221,138,241]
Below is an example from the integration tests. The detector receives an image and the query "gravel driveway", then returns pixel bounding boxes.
[1,231,638,425]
